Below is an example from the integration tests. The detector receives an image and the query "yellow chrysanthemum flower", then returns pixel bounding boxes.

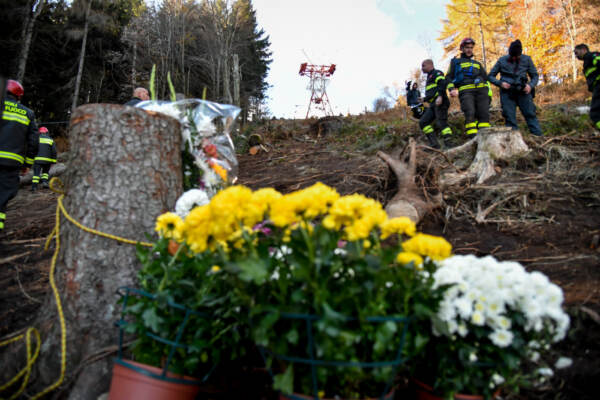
[401,233,452,261]
[155,212,184,240]
[210,265,221,273]
[183,205,212,253]
[380,217,417,239]
[396,251,424,267]
[325,194,387,241]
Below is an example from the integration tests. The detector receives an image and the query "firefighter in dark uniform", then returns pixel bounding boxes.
[574,44,600,131]
[31,126,57,191]
[447,37,491,136]
[0,80,38,233]
[419,59,452,149]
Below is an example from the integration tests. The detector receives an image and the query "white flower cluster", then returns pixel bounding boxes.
[174,189,210,218]
[432,255,570,348]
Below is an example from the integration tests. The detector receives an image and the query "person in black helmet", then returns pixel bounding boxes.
[574,44,600,131]
[0,79,38,234]
[447,37,491,137]
[488,39,542,136]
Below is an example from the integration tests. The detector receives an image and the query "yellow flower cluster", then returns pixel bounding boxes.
[270,182,339,227]
[153,183,452,262]
[380,217,417,239]
[401,233,452,261]
[322,194,387,241]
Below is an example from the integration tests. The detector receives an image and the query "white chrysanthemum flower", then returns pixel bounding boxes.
[457,323,468,337]
[174,189,210,218]
[489,329,513,347]
[530,351,540,362]
[454,296,473,319]
[555,357,573,369]
[536,367,554,377]
[493,316,512,330]
[471,311,485,326]
[491,373,505,385]
[333,247,347,256]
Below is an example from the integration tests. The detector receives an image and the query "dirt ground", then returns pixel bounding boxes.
[1,104,599,399]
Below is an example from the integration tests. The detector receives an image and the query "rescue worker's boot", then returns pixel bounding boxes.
[443,135,455,148]
[41,181,49,189]
[31,184,37,192]
[425,132,440,149]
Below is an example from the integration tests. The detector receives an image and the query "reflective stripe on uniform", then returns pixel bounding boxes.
[595,120,600,129]
[25,157,34,165]
[435,75,444,83]
[447,83,455,90]
[422,125,434,134]
[459,62,480,69]
[441,127,452,136]
[2,111,30,126]
[458,82,488,91]
[466,128,478,135]
[0,151,25,163]
[0,221,4,229]
[32,176,40,183]
[42,173,49,179]
[465,122,477,129]
[426,83,437,90]
[478,122,491,128]
[585,67,597,77]
[39,138,54,145]
[0,212,5,219]
[35,156,56,163]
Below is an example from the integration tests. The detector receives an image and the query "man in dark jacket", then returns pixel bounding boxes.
[31,126,57,191]
[124,87,150,106]
[488,39,542,136]
[447,37,491,136]
[574,43,600,131]
[0,80,38,233]
[419,59,452,148]
[406,81,424,119]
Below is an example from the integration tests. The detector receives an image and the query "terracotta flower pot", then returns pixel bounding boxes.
[108,359,201,400]
[412,378,499,400]
[279,387,395,400]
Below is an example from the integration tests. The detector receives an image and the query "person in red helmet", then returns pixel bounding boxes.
[31,126,57,191]
[0,79,38,234]
[446,38,491,136]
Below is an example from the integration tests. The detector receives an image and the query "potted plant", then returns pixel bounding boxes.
[411,254,571,399]
[160,182,452,399]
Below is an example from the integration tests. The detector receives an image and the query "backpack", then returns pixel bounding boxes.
[452,58,474,86]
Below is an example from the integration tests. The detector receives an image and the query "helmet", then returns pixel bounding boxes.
[39,126,49,134]
[460,37,475,49]
[6,79,24,99]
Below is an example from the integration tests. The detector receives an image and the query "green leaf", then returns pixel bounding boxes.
[142,308,163,332]
[237,257,268,284]
[167,72,177,102]
[273,365,294,394]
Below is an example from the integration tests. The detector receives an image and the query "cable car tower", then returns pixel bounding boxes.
[299,63,336,119]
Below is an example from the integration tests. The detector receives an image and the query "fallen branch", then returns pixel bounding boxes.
[0,251,31,265]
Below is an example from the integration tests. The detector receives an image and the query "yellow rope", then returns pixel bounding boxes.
[1,177,153,399]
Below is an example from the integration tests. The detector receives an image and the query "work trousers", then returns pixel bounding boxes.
[459,87,490,135]
[419,97,452,136]
[500,90,542,135]
[0,166,20,231]
[591,84,600,131]
[32,162,51,186]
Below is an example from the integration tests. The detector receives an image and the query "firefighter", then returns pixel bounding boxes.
[0,80,38,233]
[574,44,600,131]
[31,126,57,191]
[419,59,452,149]
[447,37,491,136]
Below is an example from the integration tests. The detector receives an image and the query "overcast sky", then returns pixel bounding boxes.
[252,0,448,118]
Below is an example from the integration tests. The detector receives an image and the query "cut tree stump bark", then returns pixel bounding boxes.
[377,138,442,223]
[0,104,182,400]
[440,127,530,189]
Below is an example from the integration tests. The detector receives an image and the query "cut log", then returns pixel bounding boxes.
[0,104,182,400]
[440,127,530,189]
[377,138,442,223]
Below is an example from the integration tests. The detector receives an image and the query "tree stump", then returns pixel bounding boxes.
[440,127,530,189]
[0,104,182,400]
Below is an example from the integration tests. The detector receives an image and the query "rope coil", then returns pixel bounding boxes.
[1,177,153,399]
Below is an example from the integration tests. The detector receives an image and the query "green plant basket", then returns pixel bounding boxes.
[255,311,412,400]
[114,286,212,384]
